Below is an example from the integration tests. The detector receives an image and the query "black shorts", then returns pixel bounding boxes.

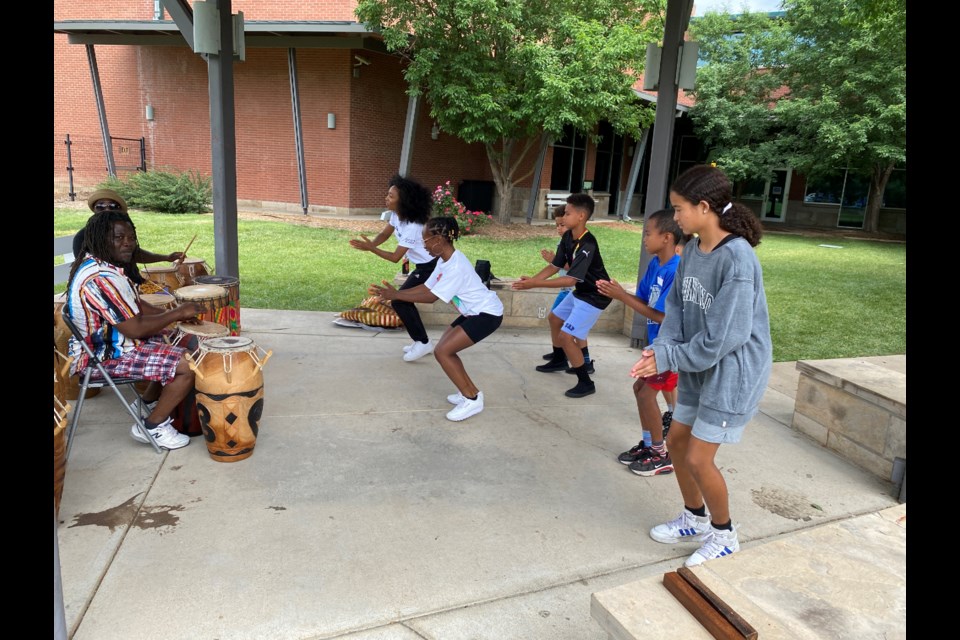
[451,313,503,344]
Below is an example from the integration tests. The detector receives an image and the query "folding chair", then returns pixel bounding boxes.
[60,311,162,459]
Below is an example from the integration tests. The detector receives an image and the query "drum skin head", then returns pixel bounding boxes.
[176,284,228,300]
[195,275,239,287]
[201,336,255,353]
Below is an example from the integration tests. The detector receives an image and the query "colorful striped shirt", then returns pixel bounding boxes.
[65,257,143,375]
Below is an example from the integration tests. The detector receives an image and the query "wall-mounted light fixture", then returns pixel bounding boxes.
[431,123,440,140]
[146,104,155,121]
[327,113,336,129]
[353,55,370,79]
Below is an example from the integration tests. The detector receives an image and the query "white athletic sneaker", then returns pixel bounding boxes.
[403,340,435,362]
[684,526,740,567]
[446,391,466,405]
[402,341,417,354]
[130,397,158,418]
[130,418,190,450]
[649,509,712,544]
[446,392,484,422]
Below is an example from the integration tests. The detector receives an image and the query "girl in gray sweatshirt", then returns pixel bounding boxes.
[631,164,772,568]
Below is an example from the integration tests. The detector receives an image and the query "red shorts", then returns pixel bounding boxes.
[89,335,186,385]
[642,370,678,391]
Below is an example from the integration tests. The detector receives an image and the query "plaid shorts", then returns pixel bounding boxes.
[89,335,186,385]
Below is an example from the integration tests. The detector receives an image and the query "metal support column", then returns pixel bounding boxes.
[398,95,419,177]
[632,0,693,346]
[86,44,116,177]
[54,509,67,640]
[621,128,650,221]
[288,48,309,215]
[525,132,551,224]
[207,0,240,278]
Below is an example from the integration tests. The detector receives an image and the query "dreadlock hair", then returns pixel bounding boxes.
[425,216,461,244]
[67,209,139,287]
[647,208,683,245]
[388,174,432,225]
[670,164,763,247]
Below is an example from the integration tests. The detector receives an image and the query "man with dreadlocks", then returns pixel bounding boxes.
[72,189,186,285]
[64,209,206,450]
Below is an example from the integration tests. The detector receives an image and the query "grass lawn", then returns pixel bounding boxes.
[55,209,906,363]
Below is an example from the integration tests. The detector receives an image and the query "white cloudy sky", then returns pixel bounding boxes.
[693,0,785,15]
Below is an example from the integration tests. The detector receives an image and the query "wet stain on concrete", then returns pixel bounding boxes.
[135,504,185,530]
[267,506,286,511]
[170,465,183,471]
[69,495,140,531]
[751,486,825,522]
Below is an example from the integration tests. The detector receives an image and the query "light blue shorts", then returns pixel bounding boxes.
[673,402,746,444]
[551,289,571,311]
[550,292,603,341]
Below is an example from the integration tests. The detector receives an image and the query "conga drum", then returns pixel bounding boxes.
[176,257,210,287]
[193,275,241,335]
[187,336,271,462]
[142,265,184,292]
[173,284,229,327]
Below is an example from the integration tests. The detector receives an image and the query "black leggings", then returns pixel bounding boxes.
[392,257,438,343]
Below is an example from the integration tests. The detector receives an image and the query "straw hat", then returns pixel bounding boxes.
[86,189,128,212]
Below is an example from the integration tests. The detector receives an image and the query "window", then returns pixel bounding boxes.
[803,167,871,229]
[883,169,906,209]
[550,125,587,193]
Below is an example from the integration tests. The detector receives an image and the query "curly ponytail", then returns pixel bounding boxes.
[670,165,764,247]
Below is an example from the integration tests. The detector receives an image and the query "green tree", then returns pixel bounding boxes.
[355,0,662,223]
[777,0,906,232]
[688,10,793,190]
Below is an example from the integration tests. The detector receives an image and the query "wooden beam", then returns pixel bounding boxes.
[663,571,757,640]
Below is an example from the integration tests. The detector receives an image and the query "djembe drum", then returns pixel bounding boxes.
[176,257,210,287]
[169,320,229,349]
[193,275,241,335]
[187,336,272,462]
[173,283,229,327]
[142,265,184,292]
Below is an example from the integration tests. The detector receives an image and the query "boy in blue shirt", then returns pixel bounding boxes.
[597,209,686,475]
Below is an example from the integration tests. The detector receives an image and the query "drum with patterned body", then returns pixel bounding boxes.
[187,336,272,462]
[193,275,241,335]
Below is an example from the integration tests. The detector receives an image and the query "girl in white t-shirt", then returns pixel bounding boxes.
[369,217,503,422]
[349,175,437,359]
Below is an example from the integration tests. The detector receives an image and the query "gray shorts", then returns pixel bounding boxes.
[673,402,746,444]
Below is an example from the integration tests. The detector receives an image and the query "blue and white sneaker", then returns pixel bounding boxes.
[649,509,712,544]
[684,526,740,567]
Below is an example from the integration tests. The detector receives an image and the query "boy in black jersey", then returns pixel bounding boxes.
[512,193,611,398]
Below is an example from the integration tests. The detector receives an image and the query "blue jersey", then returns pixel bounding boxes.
[635,254,680,343]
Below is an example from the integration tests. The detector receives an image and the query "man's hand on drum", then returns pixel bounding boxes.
[166,251,187,262]
[368,280,397,301]
[176,301,205,324]
[350,235,375,252]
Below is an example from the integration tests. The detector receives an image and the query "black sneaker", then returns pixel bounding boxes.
[661,411,673,439]
[629,452,674,476]
[542,351,555,361]
[564,380,596,398]
[617,442,653,465]
[536,359,569,373]
[565,361,595,375]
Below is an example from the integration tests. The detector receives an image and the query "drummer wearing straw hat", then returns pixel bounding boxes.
[72,189,186,286]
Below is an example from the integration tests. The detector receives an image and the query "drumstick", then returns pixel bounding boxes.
[174,234,198,267]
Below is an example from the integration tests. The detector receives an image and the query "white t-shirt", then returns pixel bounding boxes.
[388,211,431,265]
[425,250,504,317]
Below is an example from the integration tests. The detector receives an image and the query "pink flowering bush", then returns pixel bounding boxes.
[431,181,494,236]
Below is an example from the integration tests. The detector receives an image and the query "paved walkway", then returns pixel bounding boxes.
[55,309,905,640]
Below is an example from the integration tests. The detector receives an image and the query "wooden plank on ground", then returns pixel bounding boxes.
[663,571,753,640]
[678,567,758,639]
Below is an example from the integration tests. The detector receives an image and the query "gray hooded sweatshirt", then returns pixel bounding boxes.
[651,235,772,429]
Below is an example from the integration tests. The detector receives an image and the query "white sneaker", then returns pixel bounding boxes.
[130,418,190,450]
[684,526,740,567]
[130,397,158,418]
[402,341,417,354]
[649,509,712,544]
[403,340,435,362]
[446,392,484,421]
[446,391,466,405]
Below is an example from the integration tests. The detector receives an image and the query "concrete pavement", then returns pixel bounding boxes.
[55,308,905,640]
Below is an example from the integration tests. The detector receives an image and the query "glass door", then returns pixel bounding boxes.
[761,169,791,222]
